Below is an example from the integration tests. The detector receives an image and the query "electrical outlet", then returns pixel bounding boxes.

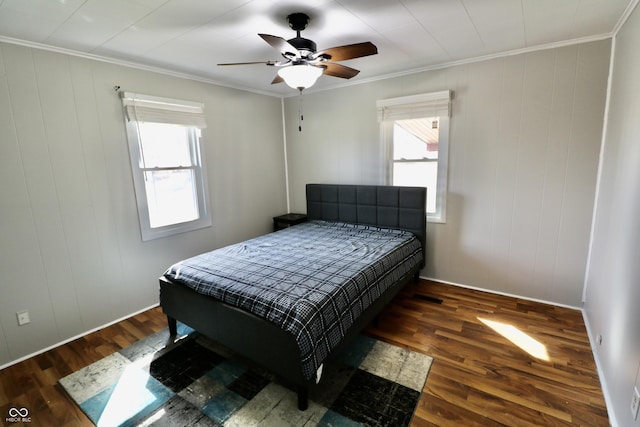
[16,310,30,326]
[632,386,640,420]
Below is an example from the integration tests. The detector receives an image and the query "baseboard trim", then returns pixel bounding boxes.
[418,275,583,311]
[0,303,160,371]
[581,310,618,427]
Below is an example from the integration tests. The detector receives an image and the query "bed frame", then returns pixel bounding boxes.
[159,183,426,410]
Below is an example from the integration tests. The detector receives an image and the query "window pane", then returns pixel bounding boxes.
[144,169,199,228]
[392,117,440,214]
[393,118,439,160]
[393,162,438,213]
[138,122,193,168]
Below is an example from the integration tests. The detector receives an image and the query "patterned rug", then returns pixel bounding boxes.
[59,323,432,427]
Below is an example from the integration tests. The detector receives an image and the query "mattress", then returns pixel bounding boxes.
[164,220,422,381]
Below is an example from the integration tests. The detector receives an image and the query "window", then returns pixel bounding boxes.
[122,92,211,241]
[377,90,451,223]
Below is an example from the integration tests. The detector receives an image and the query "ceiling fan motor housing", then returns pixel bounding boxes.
[287,37,316,55]
[286,13,316,56]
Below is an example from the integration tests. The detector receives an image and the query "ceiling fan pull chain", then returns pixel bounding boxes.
[298,88,304,132]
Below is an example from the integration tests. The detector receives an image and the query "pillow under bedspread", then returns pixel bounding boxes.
[163,220,423,381]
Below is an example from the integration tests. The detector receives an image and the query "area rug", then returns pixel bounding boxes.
[59,323,432,427]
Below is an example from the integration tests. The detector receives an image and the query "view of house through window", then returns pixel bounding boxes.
[137,122,200,228]
[392,117,440,214]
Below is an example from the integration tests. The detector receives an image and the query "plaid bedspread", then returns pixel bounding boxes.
[164,220,423,381]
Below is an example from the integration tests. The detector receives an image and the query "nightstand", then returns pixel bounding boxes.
[273,213,307,231]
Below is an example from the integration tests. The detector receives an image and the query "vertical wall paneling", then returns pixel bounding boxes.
[0,43,14,363]
[536,48,577,304]
[554,43,608,305]
[33,50,101,337]
[0,42,287,367]
[508,50,555,298]
[0,43,41,362]
[68,57,122,328]
[583,4,640,426]
[1,44,67,356]
[488,56,524,294]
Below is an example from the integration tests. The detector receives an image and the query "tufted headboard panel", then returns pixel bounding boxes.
[306,183,426,267]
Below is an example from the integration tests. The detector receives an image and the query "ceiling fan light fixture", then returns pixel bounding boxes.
[278,64,323,89]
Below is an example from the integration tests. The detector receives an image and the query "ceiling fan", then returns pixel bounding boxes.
[218,12,378,90]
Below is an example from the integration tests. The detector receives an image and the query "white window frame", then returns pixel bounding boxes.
[377,90,451,223]
[122,92,211,241]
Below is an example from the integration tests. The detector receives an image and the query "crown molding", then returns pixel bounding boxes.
[292,32,614,98]
[612,0,639,35]
[0,35,280,98]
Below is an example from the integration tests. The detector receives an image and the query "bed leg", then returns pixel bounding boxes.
[297,386,308,411]
[167,316,177,336]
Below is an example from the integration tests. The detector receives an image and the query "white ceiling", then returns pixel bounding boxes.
[0,0,633,96]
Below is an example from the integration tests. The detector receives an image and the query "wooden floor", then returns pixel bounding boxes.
[0,279,608,426]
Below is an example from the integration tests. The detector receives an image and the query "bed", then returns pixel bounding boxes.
[159,183,426,410]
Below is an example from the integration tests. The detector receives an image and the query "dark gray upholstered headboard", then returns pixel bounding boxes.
[306,184,426,267]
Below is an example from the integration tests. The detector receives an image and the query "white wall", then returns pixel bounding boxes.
[285,40,610,307]
[584,3,640,426]
[0,43,287,366]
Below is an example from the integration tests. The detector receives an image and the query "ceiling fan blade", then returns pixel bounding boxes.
[271,74,284,85]
[217,60,281,66]
[313,41,377,62]
[259,34,299,58]
[322,62,360,79]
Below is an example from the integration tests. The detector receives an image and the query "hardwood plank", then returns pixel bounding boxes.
[0,285,608,426]
[366,280,608,426]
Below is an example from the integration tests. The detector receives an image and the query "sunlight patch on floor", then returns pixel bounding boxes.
[478,318,550,361]
[96,355,167,427]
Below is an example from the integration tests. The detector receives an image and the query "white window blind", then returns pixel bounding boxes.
[377,90,451,122]
[121,92,207,129]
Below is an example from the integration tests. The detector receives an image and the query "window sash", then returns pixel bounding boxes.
[392,161,439,214]
[143,168,200,229]
[392,158,438,163]
[122,93,211,241]
[137,122,195,169]
[140,165,197,172]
